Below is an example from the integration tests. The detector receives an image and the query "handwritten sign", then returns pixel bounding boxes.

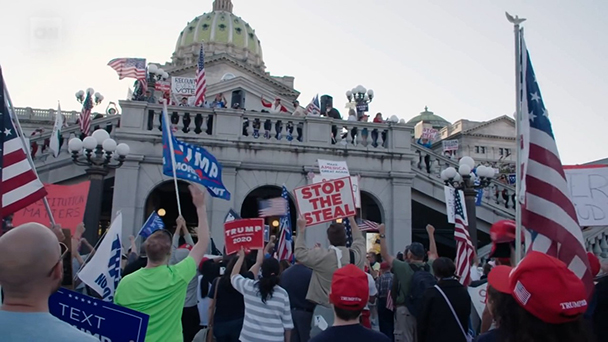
[171,76,195,97]
[564,165,608,226]
[12,182,91,231]
[467,282,488,318]
[318,159,350,179]
[224,218,265,255]
[442,139,459,151]
[444,186,468,224]
[49,288,149,342]
[421,128,438,141]
[312,174,361,208]
[294,177,357,226]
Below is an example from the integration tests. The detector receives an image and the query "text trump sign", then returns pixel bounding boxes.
[294,177,357,226]
[224,218,265,255]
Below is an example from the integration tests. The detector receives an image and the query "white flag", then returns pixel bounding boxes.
[78,212,123,302]
[49,102,64,158]
[127,87,134,100]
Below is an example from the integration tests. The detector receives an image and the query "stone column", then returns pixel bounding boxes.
[389,176,413,254]
[111,158,142,242]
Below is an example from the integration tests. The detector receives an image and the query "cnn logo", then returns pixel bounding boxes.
[29,17,62,50]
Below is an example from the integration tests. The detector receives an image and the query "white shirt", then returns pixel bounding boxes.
[196,275,211,326]
[364,272,378,310]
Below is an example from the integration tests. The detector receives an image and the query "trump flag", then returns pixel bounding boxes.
[161,114,231,200]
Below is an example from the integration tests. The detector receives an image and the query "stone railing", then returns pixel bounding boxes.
[411,142,516,216]
[123,101,412,152]
[13,107,105,124]
[27,116,122,161]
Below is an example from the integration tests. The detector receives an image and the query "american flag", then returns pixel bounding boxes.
[276,186,293,261]
[79,91,93,137]
[306,94,321,115]
[344,217,353,248]
[195,44,207,106]
[358,219,380,232]
[386,290,394,311]
[258,197,288,217]
[107,58,146,80]
[0,71,47,216]
[453,188,474,286]
[518,33,593,296]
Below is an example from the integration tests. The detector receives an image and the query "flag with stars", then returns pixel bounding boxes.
[0,69,47,217]
[518,32,593,296]
[344,217,353,248]
[276,185,293,261]
[453,188,474,286]
[161,104,231,200]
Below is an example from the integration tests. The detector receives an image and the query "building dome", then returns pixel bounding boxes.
[172,0,264,70]
[407,106,451,128]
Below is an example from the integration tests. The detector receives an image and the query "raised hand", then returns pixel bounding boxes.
[51,223,65,242]
[297,215,306,233]
[426,224,435,235]
[378,223,386,235]
[237,246,246,259]
[189,184,206,208]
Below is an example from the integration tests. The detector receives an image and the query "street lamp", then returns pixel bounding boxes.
[75,88,104,106]
[440,156,495,249]
[147,64,169,89]
[68,129,130,244]
[346,85,374,119]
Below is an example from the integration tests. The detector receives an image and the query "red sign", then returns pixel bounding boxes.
[293,177,357,226]
[12,182,91,232]
[224,218,265,255]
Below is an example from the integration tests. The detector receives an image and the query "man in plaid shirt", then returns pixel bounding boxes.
[376,262,394,340]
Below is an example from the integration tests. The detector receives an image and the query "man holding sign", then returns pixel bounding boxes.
[294,177,357,226]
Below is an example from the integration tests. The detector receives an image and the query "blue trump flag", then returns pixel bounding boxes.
[49,288,149,342]
[161,113,231,200]
[138,212,165,238]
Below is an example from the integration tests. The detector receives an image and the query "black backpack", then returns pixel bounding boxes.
[405,263,436,318]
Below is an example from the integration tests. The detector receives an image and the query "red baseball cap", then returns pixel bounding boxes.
[178,243,193,250]
[488,251,587,324]
[329,264,369,311]
[587,252,600,277]
[490,220,520,243]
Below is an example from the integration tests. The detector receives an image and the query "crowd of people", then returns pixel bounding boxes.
[1,181,607,342]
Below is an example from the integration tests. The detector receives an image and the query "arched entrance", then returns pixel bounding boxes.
[144,180,198,234]
[240,185,297,238]
[359,191,384,254]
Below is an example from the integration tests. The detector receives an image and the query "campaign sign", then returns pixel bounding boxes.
[312,174,361,208]
[171,76,195,96]
[294,177,357,226]
[318,159,350,179]
[224,218,265,255]
[49,288,149,342]
[468,281,488,318]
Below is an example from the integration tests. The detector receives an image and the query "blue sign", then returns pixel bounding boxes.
[49,288,149,342]
[508,173,516,185]
[473,175,483,206]
[162,115,231,200]
[138,212,165,238]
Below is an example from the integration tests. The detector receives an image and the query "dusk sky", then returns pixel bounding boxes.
[1,0,606,164]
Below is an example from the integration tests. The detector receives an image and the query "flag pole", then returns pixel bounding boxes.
[2,79,56,226]
[162,100,183,216]
[506,13,526,264]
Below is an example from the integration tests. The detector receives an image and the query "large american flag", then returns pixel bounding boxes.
[195,44,207,106]
[276,185,293,261]
[0,72,47,216]
[79,91,93,137]
[453,188,474,286]
[107,58,146,80]
[258,197,288,217]
[518,33,593,296]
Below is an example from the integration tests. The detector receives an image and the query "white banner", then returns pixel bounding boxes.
[313,175,361,208]
[78,212,123,302]
[293,177,357,226]
[468,282,488,318]
[444,186,468,225]
[318,159,350,179]
[171,76,195,97]
[565,165,608,226]
[442,139,459,151]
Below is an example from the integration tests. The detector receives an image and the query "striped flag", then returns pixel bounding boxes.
[344,217,353,248]
[79,90,93,137]
[0,70,47,216]
[453,188,474,286]
[107,58,146,80]
[306,94,321,115]
[49,102,63,158]
[195,44,207,106]
[358,219,379,232]
[518,32,593,296]
[386,289,394,311]
[258,197,288,217]
[276,185,293,261]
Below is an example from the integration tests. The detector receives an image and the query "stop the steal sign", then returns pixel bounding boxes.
[293,177,357,226]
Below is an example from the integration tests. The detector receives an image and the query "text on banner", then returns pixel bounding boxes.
[294,177,357,226]
[224,218,265,255]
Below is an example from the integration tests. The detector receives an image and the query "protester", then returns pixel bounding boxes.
[294,216,366,336]
[231,247,293,342]
[376,261,394,340]
[479,251,592,342]
[592,257,608,341]
[280,258,315,342]
[114,184,210,342]
[123,242,147,276]
[0,223,97,341]
[310,264,390,342]
[379,223,438,342]
[417,257,471,342]
[194,257,221,341]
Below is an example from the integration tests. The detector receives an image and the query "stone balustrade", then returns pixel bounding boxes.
[13,107,105,124]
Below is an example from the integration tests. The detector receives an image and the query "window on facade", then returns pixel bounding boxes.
[481,146,486,154]
[505,148,511,157]
[475,146,480,153]
[499,148,504,156]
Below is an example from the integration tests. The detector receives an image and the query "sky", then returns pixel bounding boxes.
[1,0,607,165]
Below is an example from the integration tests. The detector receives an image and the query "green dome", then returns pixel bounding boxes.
[407,106,451,127]
[172,0,264,70]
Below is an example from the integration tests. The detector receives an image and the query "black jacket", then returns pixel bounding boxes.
[417,279,471,342]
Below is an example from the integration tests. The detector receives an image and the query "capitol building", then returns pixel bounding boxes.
[22,0,608,258]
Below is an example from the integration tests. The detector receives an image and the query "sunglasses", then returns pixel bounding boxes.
[48,242,69,277]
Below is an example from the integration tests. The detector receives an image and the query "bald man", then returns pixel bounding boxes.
[0,223,97,341]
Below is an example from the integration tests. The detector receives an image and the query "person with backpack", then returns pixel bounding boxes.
[379,224,438,342]
[294,216,366,338]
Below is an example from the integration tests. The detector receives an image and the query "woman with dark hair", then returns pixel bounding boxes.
[231,248,293,342]
[480,251,592,342]
[196,258,221,332]
[417,257,471,342]
[279,259,291,274]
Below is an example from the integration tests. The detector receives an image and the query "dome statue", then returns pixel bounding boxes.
[171,0,265,70]
[407,106,451,128]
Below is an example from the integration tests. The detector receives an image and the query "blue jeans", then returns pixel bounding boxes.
[214,318,243,342]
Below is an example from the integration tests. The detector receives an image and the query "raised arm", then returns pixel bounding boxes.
[426,224,438,261]
[349,217,366,267]
[170,217,185,264]
[249,247,265,280]
[128,235,138,258]
[378,224,394,265]
[293,216,323,268]
[188,184,210,266]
